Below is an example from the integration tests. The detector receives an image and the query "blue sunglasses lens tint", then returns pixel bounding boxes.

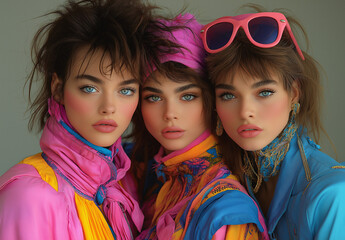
[206,22,233,50]
[248,17,278,44]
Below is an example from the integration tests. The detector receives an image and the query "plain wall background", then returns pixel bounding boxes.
[1,0,344,175]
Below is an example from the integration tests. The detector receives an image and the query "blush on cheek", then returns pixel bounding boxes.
[64,90,90,114]
[217,106,235,124]
[141,107,156,133]
[264,101,289,118]
[119,102,138,119]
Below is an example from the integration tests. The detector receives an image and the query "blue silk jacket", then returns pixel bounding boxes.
[246,129,345,239]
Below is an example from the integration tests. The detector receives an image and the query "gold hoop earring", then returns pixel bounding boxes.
[216,117,223,136]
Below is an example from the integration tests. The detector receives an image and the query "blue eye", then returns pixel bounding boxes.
[182,94,195,101]
[259,90,274,97]
[221,93,235,100]
[120,88,135,96]
[145,95,161,102]
[81,86,96,93]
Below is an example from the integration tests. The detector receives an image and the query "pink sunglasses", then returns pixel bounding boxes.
[200,12,305,60]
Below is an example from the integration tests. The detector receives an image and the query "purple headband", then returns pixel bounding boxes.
[148,13,206,76]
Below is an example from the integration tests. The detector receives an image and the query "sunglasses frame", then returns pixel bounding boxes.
[200,12,305,60]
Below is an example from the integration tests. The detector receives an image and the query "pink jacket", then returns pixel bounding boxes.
[0,99,143,239]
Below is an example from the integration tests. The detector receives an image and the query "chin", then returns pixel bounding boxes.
[89,138,118,148]
[162,143,185,154]
[237,141,266,152]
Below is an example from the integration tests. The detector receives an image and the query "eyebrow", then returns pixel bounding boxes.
[215,79,277,90]
[76,74,102,83]
[215,83,235,91]
[120,79,139,86]
[75,74,138,85]
[252,79,277,88]
[175,83,198,93]
[142,86,162,94]
[142,83,199,94]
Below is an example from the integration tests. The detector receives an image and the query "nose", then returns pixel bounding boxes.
[163,100,178,121]
[239,98,254,119]
[99,93,116,115]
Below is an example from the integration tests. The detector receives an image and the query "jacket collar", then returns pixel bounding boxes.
[265,128,310,234]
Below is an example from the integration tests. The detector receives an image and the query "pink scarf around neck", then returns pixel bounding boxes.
[40,98,143,239]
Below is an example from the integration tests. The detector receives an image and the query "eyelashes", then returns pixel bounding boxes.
[80,85,97,93]
[181,94,197,101]
[258,89,275,97]
[79,85,137,96]
[217,89,276,101]
[219,92,235,101]
[143,93,199,103]
[144,95,161,102]
[120,87,137,96]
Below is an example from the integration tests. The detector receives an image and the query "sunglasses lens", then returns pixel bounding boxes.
[248,17,278,44]
[206,22,233,50]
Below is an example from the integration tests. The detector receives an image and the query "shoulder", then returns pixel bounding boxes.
[297,133,345,180]
[304,140,345,184]
[0,159,66,215]
[0,162,71,238]
[297,136,345,234]
[303,169,345,237]
[305,162,345,205]
[182,177,264,239]
[297,134,345,204]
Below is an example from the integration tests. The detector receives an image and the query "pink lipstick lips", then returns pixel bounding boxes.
[162,127,185,139]
[93,119,118,133]
[237,124,262,138]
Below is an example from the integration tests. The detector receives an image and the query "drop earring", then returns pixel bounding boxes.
[216,117,223,136]
[291,102,300,115]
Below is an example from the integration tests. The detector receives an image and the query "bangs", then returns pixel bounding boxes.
[68,44,138,81]
[209,35,291,90]
[148,61,201,85]
[217,53,283,86]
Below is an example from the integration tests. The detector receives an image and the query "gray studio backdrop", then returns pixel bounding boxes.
[1,0,344,175]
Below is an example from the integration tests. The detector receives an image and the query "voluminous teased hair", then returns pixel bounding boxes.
[206,7,325,177]
[26,0,182,132]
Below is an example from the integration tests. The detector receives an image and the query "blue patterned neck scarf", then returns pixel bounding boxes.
[244,103,299,193]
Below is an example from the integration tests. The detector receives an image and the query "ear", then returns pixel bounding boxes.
[51,73,64,104]
[290,80,300,104]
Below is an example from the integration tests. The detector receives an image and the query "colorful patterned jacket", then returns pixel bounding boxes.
[138,131,268,240]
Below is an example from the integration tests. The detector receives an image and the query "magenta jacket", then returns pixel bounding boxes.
[0,99,143,239]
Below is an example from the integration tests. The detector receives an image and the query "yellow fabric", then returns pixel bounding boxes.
[152,135,218,224]
[19,153,114,240]
[143,133,260,239]
[74,193,114,240]
[224,224,259,240]
[173,224,258,240]
[19,153,58,191]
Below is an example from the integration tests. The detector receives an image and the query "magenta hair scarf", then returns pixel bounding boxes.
[146,13,206,77]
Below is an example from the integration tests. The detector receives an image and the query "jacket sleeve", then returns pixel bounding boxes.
[0,164,71,240]
[182,187,264,239]
[307,170,345,239]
